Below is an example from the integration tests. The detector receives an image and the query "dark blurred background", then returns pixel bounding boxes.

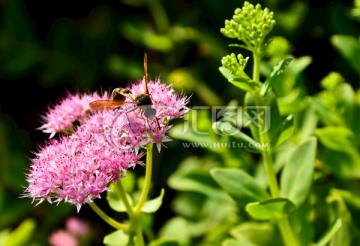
[0,0,358,244]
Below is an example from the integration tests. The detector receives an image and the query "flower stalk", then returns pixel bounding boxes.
[220,2,300,246]
[135,144,153,213]
[88,202,129,231]
[251,45,299,246]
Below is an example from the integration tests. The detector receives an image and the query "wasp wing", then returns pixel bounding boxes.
[89,100,127,111]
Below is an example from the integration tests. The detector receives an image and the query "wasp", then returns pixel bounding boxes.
[90,53,159,128]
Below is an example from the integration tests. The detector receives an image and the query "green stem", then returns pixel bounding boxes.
[261,143,281,197]
[130,143,154,246]
[252,51,299,246]
[88,202,129,231]
[134,144,153,213]
[134,214,145,246]
[116,180,135,218]
[252,48,261,83]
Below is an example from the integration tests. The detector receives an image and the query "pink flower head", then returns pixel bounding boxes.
[39,92,108,138]
[23,134,143,212]
[23,77,189,211]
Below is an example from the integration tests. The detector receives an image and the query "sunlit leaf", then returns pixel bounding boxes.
[273,114,294,148]
[219,67,260,92]
[158,217,190,246]
[103,230,129,246]
[229,222,281,246]
[280,137,317,207]
[246,198,296,220]
[141,189,165,213]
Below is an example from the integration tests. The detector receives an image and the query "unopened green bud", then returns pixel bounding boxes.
[221,1,276,50]
[221,53,249,76]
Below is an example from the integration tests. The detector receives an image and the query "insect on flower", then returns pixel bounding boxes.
[89,53,160,128]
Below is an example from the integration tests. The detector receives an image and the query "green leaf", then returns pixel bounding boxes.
[212,122,263,153]
[210,168,269,207]
[277,89,303,115]
[219,67,260,92]
[288,56,312,78]
[229,77,260,93]
[315,126,355,152]
[331,35,360,73]
[229,222,281,246]
[103,230,129,246]
[280,137,317,207]
[106,183,133,212]
[273,114,294,148]
[245,198,296,220]
[3,219,36,246]
[158,217,190,246]
[261,58,293,96]
[141,189,165,213]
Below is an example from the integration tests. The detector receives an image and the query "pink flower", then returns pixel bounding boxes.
[49,230,78,246]
[39,92,108,138]
[23,78,189,211]
[23,135,143,212]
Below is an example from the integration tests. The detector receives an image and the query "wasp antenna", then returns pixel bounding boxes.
[143,52,149,94]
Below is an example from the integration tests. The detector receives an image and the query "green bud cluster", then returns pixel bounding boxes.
[221,1,276,49]
[221,53,249,76]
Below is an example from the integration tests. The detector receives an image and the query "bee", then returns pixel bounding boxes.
[90,53,159,127]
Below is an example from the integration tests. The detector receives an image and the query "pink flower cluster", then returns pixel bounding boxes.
[23,79,189,212]
[39,92,108,138]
